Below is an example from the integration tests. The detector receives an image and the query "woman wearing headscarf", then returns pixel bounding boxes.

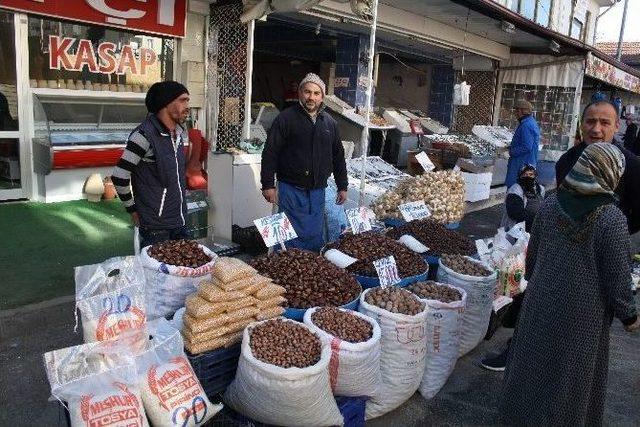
[500,143,639,426]
[501,164,545,233]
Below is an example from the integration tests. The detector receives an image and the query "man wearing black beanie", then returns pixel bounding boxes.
[112,81,192,249]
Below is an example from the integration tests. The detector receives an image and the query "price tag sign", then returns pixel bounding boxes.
[414,151,435,172]
[398,201,431,222]
[253,212,298,248]
[345,207,375,234]
[373,256,401,287]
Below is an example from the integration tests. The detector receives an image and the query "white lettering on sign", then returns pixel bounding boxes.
[48,36,157,76]
[414,151,435,172]
[253,212,298,248]
[345,207,375,234]
[398,201,431,222]
[373,256,401,287]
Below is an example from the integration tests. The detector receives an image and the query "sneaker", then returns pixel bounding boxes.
[480,348,508,372]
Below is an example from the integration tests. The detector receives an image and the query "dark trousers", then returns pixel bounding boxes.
[139,225,189,249]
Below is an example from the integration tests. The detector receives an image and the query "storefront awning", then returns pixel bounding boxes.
[584,52,640,95]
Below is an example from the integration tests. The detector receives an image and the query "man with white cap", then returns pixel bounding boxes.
[505,99,540,188]
[261,73,348,252]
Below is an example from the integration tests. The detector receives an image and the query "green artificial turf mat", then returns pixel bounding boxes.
[0,199,134,310]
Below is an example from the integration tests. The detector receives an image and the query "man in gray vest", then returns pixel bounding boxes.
[112,81,191,248]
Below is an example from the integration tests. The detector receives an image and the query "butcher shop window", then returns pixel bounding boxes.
[27,17,174,91]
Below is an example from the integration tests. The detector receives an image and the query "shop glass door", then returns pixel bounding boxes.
[0,11,23,200]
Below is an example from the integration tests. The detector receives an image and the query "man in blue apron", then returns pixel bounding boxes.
[261,73,348,252]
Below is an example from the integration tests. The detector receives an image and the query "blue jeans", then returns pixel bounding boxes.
[278,181,325,252]
[139,225,189,249]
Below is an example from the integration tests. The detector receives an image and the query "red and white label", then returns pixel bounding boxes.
[1,0,187,38]
[80,382,145,427]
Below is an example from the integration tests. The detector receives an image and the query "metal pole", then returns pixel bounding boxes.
[243,20,256,140]
[616,0,629,61]
[358,0,379,207]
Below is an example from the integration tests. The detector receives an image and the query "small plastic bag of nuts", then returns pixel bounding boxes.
[358,287,428,419]
[197,281,246,302]
[437,256,497,356]
[304,307,382,397]
[185,295,226,319]
[224,319,344,427]
[211,257,256,283]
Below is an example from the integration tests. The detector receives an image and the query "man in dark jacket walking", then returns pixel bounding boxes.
[261,73,348,252]
[623,113,638,150]
[112,81,191,248]
[556,100,640,234]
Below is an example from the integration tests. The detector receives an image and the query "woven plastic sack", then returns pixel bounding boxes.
[136,319,222,426]
[141,244,218,320]
[358,289,428,419]
[224,319,343,426]
[415,283,467,400]
[304,307,382,398]
[437,257,497,356]
[75,256,147,345]
[44,336,149,427]
[211,257,256,283]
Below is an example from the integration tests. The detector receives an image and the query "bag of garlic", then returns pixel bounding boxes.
[224,319,343,427]
[358,289,428,419]
[140,243,218,320]
[135,318,222,427]
[303,307,382,398]
[437,257,497,356]
[414,284,467,400]
[44,336,149,427]
[75,256,147,345]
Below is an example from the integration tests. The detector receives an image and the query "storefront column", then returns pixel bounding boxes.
[429,65,455,127]
[334,34,370,108]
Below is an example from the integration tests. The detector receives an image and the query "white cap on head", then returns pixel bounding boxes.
[299,73,326,95]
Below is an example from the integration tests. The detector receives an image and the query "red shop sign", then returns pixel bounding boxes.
[0,0,187,38]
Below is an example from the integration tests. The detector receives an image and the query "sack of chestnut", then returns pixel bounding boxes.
[140,239,218,320]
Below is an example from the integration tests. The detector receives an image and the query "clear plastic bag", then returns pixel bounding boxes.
[136,319,222,426]
[186,295,227,319]
[198,282,246,303]
[211,257,256,283]
[74,256,147,344]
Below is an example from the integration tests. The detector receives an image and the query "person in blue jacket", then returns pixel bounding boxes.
[505,100,540,188]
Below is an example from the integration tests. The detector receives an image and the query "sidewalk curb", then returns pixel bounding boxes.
[0,295,75,318]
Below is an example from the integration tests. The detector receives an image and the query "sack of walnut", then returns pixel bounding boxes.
[140,242,218,320]
[303,307,382,398]
[406,282,467,400]
[224,319,343,427]
[358,288,428,419]
[437,256,497,356]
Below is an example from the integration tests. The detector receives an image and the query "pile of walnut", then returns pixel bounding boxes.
[250,319,322,368]
[372,170,465,224]
[311,307,373,343]
[364,287,425,316]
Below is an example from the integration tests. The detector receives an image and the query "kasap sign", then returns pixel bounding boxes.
[49,35,157,76]
[1,0,187,37]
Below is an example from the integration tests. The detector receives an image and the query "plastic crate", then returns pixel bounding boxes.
[188,344,242,400]
[232,224,268,256]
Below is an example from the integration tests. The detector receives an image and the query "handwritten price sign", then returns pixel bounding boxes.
[414,151,435,172]
[254,212,298,248]
[373,255,401,287]
[398,201,432,222]
[345,207,375,234]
